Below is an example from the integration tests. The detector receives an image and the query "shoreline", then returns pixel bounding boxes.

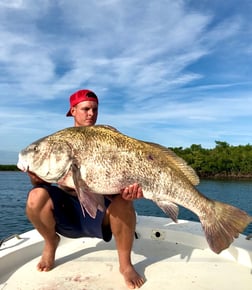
[1,167,252,181]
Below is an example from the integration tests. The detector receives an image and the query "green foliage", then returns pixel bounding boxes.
[0,165,19,171]
[171,141,252,179]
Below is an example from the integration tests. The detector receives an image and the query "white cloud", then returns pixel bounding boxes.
[0,0,252,161]
[0,0,23,8]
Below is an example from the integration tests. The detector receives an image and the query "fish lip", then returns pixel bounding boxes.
[16,160,29,172]
[20,166,28,172]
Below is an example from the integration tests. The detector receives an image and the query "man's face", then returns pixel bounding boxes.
[71,101,98,127]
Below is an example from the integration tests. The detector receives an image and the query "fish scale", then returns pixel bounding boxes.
[17,125,252,254]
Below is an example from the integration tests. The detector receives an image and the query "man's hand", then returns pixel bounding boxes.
[121,183,143,200]
[27,171,47,186]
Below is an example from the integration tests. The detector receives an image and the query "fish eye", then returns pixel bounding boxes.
[33,145,38,151]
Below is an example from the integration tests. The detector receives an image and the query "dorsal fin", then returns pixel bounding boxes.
[95,124,120,132]
[144,141,200,186]
[96,125,199,186]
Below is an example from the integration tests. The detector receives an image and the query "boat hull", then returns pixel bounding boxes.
[1,216,252,290]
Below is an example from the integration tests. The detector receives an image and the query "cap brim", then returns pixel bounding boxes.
[66,109,72,117]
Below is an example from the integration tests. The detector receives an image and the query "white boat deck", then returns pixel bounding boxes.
[1,216,252,290]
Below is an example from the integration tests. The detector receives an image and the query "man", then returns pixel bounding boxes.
[26,89,145,289]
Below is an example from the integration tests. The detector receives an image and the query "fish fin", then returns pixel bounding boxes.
[71,162,105,218]
[155,200,179,223]
[96,124,120,132]
[144,141,200,186]
[78,188,105,219]
[200,201,252,254]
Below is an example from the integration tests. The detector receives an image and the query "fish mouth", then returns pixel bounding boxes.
[16,159,29,172]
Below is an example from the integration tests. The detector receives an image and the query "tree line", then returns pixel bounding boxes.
[0,164,19,171]
[172,141,252,179]
[1,141,252,179]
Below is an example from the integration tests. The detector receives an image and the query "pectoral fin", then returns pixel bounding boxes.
[71,162,105,218]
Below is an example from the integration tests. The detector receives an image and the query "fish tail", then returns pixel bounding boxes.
[200,200,252,254]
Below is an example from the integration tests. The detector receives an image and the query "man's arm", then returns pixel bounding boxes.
[27,171,49,186]
[28,171,143,200]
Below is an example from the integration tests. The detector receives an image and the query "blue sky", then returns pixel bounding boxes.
[1,0,252,164]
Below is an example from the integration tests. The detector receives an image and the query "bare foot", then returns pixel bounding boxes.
[120,265,145,289]
[37,234,60,272]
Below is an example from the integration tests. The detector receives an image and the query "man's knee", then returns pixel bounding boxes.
[26,187,51,212]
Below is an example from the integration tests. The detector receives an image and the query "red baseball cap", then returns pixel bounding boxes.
[66,89,99,117]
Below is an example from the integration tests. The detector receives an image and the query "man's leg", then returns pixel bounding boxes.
[26,187,60,271]
[104,195,145,289]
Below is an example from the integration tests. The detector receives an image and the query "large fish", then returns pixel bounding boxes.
[17,125,252,254]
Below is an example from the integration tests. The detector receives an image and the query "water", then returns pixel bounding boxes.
[0,172,252,240]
